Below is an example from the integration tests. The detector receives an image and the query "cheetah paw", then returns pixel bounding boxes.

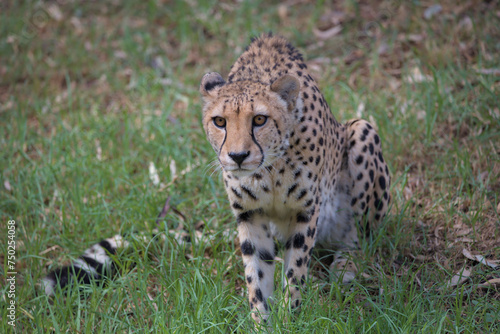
[330,255,358,284]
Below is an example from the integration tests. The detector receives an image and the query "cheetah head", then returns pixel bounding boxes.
[200,72,301,177]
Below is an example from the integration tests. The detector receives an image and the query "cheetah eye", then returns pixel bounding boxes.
[253,115,268,127]
[213,117,226,128]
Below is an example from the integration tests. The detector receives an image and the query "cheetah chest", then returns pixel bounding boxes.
[223,157,320,232]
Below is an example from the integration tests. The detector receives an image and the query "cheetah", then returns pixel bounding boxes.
[200,33,391,322]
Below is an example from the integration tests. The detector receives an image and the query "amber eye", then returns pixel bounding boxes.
[213,117,226,128]
[253,115,267,126]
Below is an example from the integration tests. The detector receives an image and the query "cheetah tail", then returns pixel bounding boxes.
[42,234,130,296]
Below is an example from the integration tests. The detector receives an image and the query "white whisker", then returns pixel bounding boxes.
[204,158,223,178]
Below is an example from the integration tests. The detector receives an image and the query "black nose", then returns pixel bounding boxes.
[228,151,250,166]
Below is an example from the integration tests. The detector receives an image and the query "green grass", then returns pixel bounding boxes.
[1,0,500,332]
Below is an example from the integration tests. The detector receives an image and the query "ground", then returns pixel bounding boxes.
[0,0,499,332]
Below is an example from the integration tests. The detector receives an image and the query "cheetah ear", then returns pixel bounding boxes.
[270,75,300,110]
[200,72,226,99]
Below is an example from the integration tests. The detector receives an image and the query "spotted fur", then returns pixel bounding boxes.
[42,235,129,296]
[41,229,195,296]
[201,33,391,322]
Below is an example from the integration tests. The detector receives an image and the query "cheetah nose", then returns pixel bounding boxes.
[228,151,250,166]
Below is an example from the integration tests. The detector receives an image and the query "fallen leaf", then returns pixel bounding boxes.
[47,4,63,21]
[423,4,442,20]
[475,68,500,76]
[114,50,127,59]
[444,267,471,288]
[95,139,102,161]
[149,161,160,186]
[455,237,474,243]
[478,278,500,288]
[278,4,288,21]
[410,254,432,262]
[361,272,371,279]
[416,110,426,120]
[151,56,165,71]
[313,25,342,40]
[462,248,500,269]
[404,67,432,84]
[147,292,158,312]
[434,226,443,238]
[317,10,346,30]
[356,102,365,118]
[0,100,14,112]
[457,16,473,32]
[403,186,413,200]
[70,17,84,34]
[39,245,60,256]
[170,159,177,181]
[329,11,345,26]
[388,78,401,91]
[194,221,205,230]
[407,34,425,43]
[456,228,472,236]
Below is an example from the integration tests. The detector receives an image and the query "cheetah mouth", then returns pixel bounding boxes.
[225,167,256,177]
[220,157,265,177]
[223,165,260,177]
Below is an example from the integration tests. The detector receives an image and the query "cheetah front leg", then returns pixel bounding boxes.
[282,208,319,310]
[237,214,275,323]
